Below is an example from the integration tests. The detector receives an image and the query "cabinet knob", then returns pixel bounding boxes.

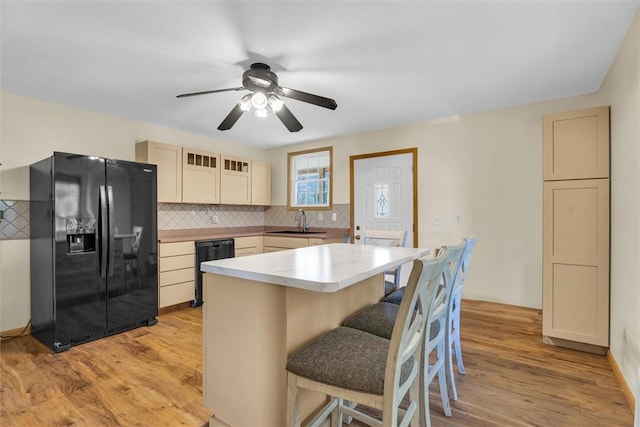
[355,235,361,240]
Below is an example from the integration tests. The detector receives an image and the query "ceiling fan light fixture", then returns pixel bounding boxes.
[251,92,268,110]
[239,94,252,112]
[268,94,284,112]
[254,108,268,118]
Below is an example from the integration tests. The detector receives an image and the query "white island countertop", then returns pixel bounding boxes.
[200,243,430,293]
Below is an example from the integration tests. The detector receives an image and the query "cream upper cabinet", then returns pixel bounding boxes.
[251,160,271,206]
[543,106,609,181]
[182,148,220,204]
[136,140,182,203]
[220,155,251,205]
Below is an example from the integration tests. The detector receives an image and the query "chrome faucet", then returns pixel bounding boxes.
[295,209,308,232]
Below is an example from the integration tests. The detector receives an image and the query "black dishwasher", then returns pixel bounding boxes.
[193,239,235,307]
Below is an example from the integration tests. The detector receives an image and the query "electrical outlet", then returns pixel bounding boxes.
[454,213,462,224]
[211,215,219,224]
[434,215,441,225]
[332,213,337,221]
[318,212,324,221]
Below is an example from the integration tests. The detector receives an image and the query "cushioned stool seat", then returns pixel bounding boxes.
[383,287,405,305]
[384,280,397,297]
[344,302,440,341]
[344,302,400,339]
[286,326,413,396]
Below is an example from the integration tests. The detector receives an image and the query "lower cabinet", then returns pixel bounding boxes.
[234,236,264,257]
[159,241,195,308]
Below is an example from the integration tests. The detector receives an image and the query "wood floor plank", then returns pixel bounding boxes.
[0,301,633,426]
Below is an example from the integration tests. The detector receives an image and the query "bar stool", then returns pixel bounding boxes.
[285,253,448,427]
[343,241,466,424]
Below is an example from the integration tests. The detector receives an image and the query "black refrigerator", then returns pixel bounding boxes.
[30,152,158,352]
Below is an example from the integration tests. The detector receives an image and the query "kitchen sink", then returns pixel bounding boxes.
[265,230,326,235]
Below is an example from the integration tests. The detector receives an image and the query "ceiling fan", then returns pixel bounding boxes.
[176,62,337,132]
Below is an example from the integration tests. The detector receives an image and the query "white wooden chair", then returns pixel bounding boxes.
[363,229,408,297]
[343,242,466,425]
[445,235,476,401]
[285,252,448,427]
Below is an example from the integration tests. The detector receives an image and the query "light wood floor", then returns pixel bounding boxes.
[1,300,633,426]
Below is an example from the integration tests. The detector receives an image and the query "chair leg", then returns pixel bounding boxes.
[454,330,466,375]
[437,344,452,417]
[446,330,459,401]
[287,374,301,427]
[420,359,431,427]
[331,399,343,427]
[452,306,466,375]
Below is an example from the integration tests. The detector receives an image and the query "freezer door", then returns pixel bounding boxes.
[53,153,107,345]
[105,159,158,330]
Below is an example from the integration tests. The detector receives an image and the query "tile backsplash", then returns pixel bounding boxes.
[0,200,29,240]
[0,200,351,240]
[158,203,266,229]
[265,205,351,230]
[159,203,351,230]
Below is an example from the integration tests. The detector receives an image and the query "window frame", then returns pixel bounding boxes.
[287,146,333,211]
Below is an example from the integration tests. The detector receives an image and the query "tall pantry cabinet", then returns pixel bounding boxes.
[542,106,610,353]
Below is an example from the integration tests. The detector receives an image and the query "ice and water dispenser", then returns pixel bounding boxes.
[66,218,96,253]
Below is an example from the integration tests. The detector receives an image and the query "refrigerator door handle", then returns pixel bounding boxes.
[107,185,116,277]
[100,185,108,278]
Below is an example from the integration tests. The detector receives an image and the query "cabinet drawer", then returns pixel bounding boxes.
[160,254,194,272]
[263,236,308,249]
[235,247,260,257]
[159,241,195,257]
[234,236,262,249]
[160,268,194,287]
[159,281,194,308]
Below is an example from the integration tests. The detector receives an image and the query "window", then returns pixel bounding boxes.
[288,147,332,210]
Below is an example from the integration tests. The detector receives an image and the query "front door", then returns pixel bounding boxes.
[351,149,417,284]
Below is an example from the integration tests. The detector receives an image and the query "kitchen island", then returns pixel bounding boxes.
[200,243,430,427]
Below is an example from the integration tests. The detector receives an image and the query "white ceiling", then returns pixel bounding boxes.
[1,1,638,149]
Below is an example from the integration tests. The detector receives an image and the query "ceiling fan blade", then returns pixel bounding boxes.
[177,87,245,98]
[217,104,245,131]
[279,87,337,110]
[272,104,303,132]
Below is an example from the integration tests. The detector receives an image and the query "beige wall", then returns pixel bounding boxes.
[595,9,640,402]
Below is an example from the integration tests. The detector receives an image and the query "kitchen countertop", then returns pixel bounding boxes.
[200,243,429,293]
[157,226,348,243]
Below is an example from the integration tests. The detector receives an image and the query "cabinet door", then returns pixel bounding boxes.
[136,141,182,203]
[182,148,220,204]
[221,156,251,205]
[251,161,271,206]
[543,106,609,181]
[542,179,609,346]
